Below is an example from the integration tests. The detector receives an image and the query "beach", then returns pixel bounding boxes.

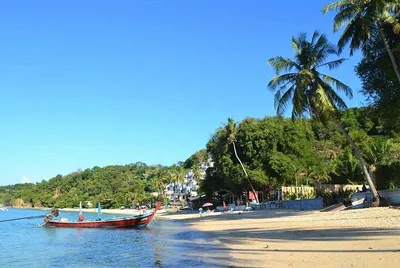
[25,206,400,267]
[158,207,400,268]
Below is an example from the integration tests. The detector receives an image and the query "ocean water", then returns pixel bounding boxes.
[0,209,229,268]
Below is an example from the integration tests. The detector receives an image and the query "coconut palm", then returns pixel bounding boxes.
[192,164,203,181]
[323,0,400,84]
[151,167,168,197]
[171,165,186,185]
[267,31,379,202]
[226,118,259,203]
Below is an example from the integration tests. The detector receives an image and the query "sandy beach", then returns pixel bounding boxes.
[159,208,400,268]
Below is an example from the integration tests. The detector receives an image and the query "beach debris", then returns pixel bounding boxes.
[263,245,269,248]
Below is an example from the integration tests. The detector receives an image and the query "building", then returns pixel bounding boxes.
[165,157,213,202]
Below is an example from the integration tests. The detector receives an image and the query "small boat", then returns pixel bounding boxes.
[0,205,8,211]
[43,202,161,228]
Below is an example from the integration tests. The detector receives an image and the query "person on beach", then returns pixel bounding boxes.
[362,184,367,192]
[198,207,203,217]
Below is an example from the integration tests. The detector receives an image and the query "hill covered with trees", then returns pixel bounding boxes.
[202,108,400,197]
[1,108,399,208]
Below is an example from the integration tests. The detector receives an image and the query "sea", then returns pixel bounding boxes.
[0,208,229,268]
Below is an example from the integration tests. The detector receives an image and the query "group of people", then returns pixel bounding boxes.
[356,184,369,193]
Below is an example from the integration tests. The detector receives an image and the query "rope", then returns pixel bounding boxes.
[0,214,46,223]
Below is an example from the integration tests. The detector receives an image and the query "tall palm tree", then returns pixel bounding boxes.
[192,164,203,181]
[171,165,186,185]
[267,31,379,202]
[323,0,400,84]
[226,118,259,203]
[152,168,168,198]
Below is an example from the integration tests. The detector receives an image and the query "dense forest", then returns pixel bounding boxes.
[0,162,192,208]
[202,108,400,198]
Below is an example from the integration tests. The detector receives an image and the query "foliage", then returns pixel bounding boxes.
[355,25,400,132]
[0,162,184,208]
[182,149,208,169]
[202,110,400,197]
[268,31,352,124]
[323,0,400,55]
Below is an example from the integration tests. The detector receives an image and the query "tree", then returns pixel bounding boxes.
[190,165,200,180]
[226,118,259,203]
[151,168,169,197]
[183,150,208,169]
[267,31,379,202]
[355,25,400,131]
[171,165,186,184]
[323,0,400,84]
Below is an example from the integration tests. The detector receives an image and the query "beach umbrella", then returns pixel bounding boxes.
[202,202,213,208]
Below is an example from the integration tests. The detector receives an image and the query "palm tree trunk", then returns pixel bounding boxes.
[334,121,379,202]
[232,141,260,203]
[379,25,400,85]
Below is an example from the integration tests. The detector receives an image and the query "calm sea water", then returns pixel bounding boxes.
[0,209,229,268]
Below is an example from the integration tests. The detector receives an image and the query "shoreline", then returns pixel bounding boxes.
[159,207,400,268]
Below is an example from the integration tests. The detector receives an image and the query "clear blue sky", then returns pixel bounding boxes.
[0,0,365,186]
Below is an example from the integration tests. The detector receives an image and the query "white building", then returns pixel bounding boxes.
[165,157,213,202]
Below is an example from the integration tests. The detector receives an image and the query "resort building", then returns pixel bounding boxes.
[165,157,213,202]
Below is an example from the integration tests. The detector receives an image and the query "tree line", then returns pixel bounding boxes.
[202,109,400,199]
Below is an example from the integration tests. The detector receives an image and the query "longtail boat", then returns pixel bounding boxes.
[42,202,161,228]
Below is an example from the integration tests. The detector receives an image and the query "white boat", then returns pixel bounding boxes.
[0,205,8,211]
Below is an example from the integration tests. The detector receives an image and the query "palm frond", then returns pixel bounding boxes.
[317,58,347,70]
[268,73,297,90]
[332,4,361,31]
[292,36,301,54]
[274,84,295,115]
[322,0,353,14]
[321,73,353,98]
[318,78,349,110]
[268,57,299,73]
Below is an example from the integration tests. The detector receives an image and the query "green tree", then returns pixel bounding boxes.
[151,167,169,198]
[323,0,400,84]
[183,150,208,169]
[355,26,400,131]
[267,31,379,202]
[171,165,186,184]
[226,118,259,203]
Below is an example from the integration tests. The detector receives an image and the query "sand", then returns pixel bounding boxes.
[159,208,400,268]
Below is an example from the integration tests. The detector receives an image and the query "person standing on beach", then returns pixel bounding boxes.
[198,207,203,217]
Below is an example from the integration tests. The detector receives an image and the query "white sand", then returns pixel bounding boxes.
[159,207,400,268]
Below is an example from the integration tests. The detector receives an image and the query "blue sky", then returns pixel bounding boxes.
[0,0,365,186]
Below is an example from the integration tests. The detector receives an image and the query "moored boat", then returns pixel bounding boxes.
[43,202,161,228]
[0,204,8,211]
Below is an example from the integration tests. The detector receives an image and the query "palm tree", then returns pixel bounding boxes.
[267,31,379,202]
[172,165,186,185]
[192,164,203,181]
[323,0,400,84]
[152,168,168,198]
[226,118,259,203]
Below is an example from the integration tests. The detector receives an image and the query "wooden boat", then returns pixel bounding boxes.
[44,202,161,228]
